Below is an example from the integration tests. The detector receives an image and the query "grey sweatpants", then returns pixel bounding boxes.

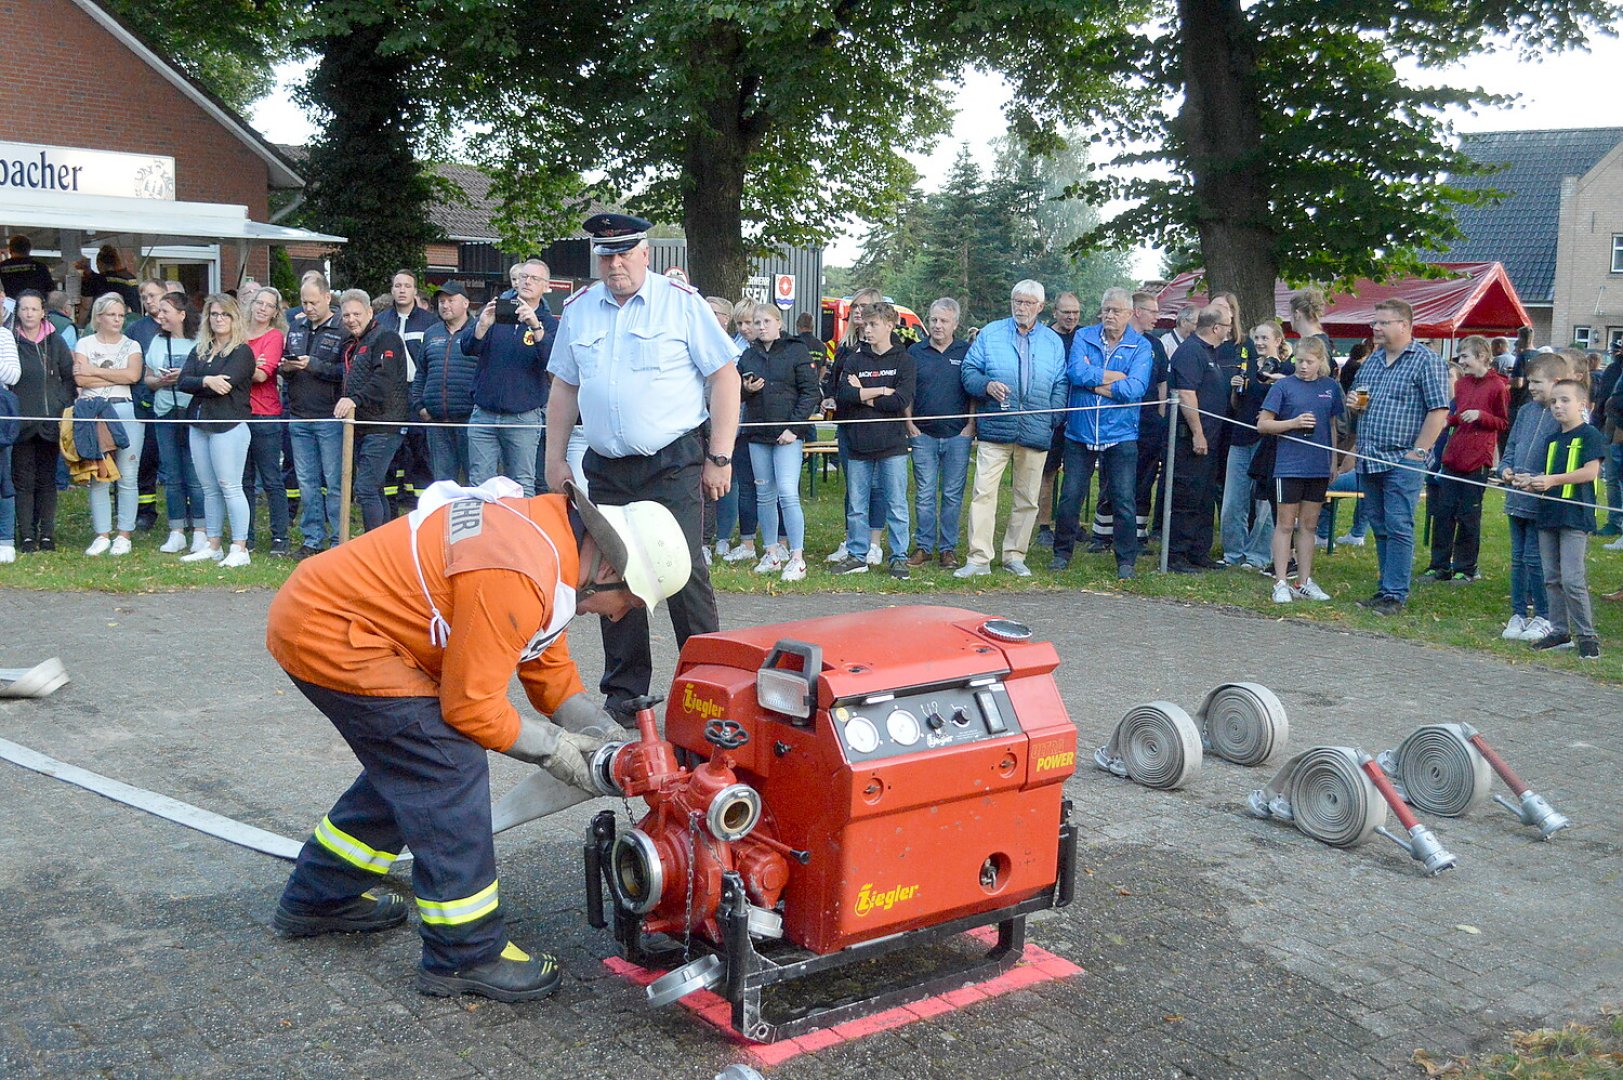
[1537,528,1596,642]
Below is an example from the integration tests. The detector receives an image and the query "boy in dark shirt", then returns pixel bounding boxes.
[1516,378,1604,658]
[831,304,916,579]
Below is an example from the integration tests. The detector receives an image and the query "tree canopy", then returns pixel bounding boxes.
[103,0,298,112]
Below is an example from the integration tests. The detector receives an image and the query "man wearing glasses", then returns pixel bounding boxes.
[1348,298,1450,614]
[1051,287,1154,578]
[466,257,557,495]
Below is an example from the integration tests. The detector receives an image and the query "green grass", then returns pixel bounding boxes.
[4,466,1620,681]
[1412,1012,1623,1078]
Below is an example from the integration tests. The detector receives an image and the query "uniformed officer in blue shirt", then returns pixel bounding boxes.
[545,215,742,718]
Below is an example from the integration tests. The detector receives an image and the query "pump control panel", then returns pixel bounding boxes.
[830,679,1020,763]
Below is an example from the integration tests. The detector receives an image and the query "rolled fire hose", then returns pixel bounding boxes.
[1379,722,1569,839]
[0,658,69,699]
[1248,746,1457,874]
[1196,682,1289,766]
[1375,724,1492,818]
[1094,702,1203,790]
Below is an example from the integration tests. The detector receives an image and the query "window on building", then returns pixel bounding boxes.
[1613,235,1623,273]
[1609,327,1623,351]
[1573,325,1593,348]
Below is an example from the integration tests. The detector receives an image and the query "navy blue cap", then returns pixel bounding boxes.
[435,281,468,298]
[584,213,652,255]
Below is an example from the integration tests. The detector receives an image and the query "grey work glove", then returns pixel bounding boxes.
[503,715,606,791]
[550,692,625,740]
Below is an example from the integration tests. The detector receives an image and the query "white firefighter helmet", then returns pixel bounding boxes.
[565,482,691,609]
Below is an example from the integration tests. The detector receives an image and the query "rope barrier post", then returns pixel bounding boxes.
[339,418,355,544]
[1159,401,1178,573]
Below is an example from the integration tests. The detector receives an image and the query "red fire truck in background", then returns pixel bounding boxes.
[819,296,924,356]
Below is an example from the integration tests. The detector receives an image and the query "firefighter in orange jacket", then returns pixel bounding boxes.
[267,478,690,1002]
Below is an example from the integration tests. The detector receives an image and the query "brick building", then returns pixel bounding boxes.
[1442,127,1623,350]
[0,0,335,302]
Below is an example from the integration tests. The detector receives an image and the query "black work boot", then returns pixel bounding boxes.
[415,942,562,1003]
[273,890,407,937]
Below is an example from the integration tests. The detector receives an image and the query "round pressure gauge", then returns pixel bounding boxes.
[845,716,880,755]
[886,708,922,747]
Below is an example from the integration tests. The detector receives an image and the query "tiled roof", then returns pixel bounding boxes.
[1439,128,1623,304]
[431,162,502,242]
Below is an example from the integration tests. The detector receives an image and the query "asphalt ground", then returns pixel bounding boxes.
[0,588,1618,1079]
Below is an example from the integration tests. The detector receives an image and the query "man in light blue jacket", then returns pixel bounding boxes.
[955,280,1069,578]
[1050,287,1154,578]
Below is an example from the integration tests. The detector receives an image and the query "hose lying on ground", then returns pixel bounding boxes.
[1094,702,1203,790]
[1196,682,1289,767]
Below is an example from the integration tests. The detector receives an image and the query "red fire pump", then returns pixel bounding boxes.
[582,606,1078,1042]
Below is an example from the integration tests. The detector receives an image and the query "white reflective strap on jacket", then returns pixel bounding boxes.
[416,879,500,926]
[314,815,398,874]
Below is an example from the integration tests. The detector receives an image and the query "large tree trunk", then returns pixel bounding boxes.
[1176,0,1279,328]
[681,28,758,299]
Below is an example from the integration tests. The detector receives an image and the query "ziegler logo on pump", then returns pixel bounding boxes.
[1033,738,1076,773]
[679,684,724,721]
[854,881,920,917]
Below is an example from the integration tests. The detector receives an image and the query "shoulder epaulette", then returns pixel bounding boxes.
[561,286,594,310]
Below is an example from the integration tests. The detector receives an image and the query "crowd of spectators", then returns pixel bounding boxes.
[1,232,1618,657]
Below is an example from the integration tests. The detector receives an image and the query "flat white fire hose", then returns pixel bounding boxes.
[1094,702,1203,790]
[0,658,69,699]
[1196,682,1289,766]
[1375,724,1491,818]
[1247,746,1384,847]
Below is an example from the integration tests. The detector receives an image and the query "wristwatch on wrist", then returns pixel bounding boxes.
[706,453,731,467]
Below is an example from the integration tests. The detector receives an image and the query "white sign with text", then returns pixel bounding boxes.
[0,141,176,200]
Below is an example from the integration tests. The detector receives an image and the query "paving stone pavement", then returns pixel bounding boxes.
[0,588,1618,1079]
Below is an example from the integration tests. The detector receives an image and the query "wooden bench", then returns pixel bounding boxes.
[1322,489,1362,556]
[802,441,839,497]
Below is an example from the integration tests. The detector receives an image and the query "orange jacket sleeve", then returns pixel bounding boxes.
[516,632,588,719]
[439,568,558,751]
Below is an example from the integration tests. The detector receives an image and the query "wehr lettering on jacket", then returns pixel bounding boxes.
[447,501,484,543]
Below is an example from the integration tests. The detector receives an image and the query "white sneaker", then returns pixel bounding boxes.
[1519,616,1554,642]
[180,547,224,563]
[85,536,112,556]
[1003,558,1033,577]
[754,546,786,574]
[1314,536,1329,549]
[109,536,132,556]
[1272,579,1294,604]
[724,543,757,563]
[865,545,884,566]
[825,541,848,563]
[1336,534,1366,547]
[190,530,209,554]
[953,561,991,579]
[0,545,14,564]
[1294,578,1331,601]
[159,530,188,554]
[220,547,251,569]
[1501,614,1528,640]
[714,539,731,559]
[780,555,807,582]
[1605,536,1623,551]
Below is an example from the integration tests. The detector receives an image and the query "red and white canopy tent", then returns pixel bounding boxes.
[1154,261,1531,357]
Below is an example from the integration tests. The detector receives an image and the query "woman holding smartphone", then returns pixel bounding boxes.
[176,294,256,566]
[145,291,206,554]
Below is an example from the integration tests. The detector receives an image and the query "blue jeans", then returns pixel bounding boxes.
[1054,439,1140,564]
[155,413,205,528]
[837,426,886,528]
[87,400,145,534]
[467,405,543,496]
[1318,470,1369,539]
[426,422,471,485]
[290,419,344,548]
[0,445,13,544]
[715,433,757,544]
[1507,515,1549,619]
[243,419,291,543]
[910,432,971,554]
[188,422,251,543]
[748,439,806,552]
[1220,442,1273,565]
[354,430,406,533]
[1362,465,1424,601]
[844,454,909,560]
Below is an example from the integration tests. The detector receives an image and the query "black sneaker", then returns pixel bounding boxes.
[1420,568,1452,582]
[888,559,910,580]
[269,538,292,557]
[294,545,323,561]
[1085,541,1112,554]
[1577,639,1601,660]
[1167,559,1204,575]
[19,538,36,554]
[415,943,562,1003]
[37,537,55,552]
[1371,596,1406,616]
[273,890,407,937]
[831,555,868,575]
[1530,631,1572,651]
[1035,526,1055,548]
[1356,592,1386,609]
